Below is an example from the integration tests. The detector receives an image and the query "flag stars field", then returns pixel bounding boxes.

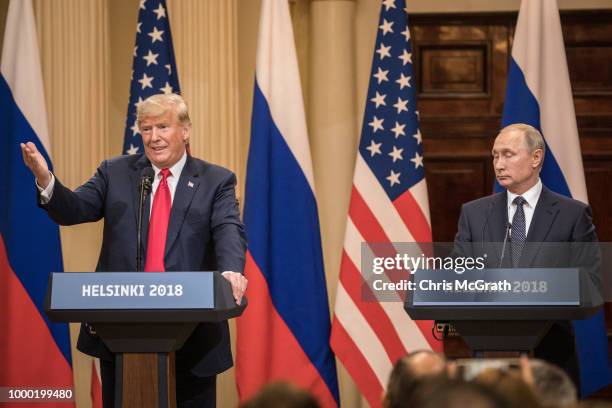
[413,129,422,144]
[153,3,166,19]
[401,27,410,41]
[399,49,412,65]
[410,152,423,168]
[379,19,394,35]
[126,144,139,155]
[143,50,159,66]
[389,146,404,162]
[391,121,406,138]
[160,82,173,94]
[139,73,154,89]
[369,116,384,133]
[373,67,389,84]
[393,97,408,114]
[370,92,387,108]
[386,170,401,186]
[121,0,180,155]
[366,140,383,157]
[382,0,396,11]
[396,73,411,89]
[130,119,139,136]
[376,43,391,60]
[148,26,164,43]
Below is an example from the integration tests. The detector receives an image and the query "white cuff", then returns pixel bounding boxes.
[37,173,55,204]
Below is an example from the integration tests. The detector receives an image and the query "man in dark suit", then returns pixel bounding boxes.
[454,123,601,387]
[21,93,247,408]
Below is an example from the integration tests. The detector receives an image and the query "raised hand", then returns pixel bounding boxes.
[20,142,51,188]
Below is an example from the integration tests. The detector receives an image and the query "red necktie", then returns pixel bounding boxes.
[144,168,171,272]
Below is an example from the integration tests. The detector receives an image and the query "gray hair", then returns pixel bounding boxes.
[137,93,191,127]
[530,359,577,407]
[499,123,546,158]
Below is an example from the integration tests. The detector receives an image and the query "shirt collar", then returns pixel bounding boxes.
[151,150,187,180]
[507,178,542,209]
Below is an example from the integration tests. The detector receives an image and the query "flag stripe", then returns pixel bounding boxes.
[393,188,432,243]
[338,251,407,362]
[334,284,392,386]
[329,320,385,408]
[343,217,435,351]
[236,253,338,408]
[354,157,417,243]
[0,236,73,389]
[349,186,393,244]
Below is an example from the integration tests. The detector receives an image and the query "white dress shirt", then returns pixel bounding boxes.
[506,178,543,236]
[149,150,186,211]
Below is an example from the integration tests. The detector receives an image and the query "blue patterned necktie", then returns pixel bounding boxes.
[511,195,527,267]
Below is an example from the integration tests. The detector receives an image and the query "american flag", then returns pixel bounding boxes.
[122,0,180,155]
[330,1,441,406]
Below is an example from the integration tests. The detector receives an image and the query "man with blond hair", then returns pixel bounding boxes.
[21,93,247,407]
[453,123,601,388]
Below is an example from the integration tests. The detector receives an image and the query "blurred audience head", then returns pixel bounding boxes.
[573,401,612,408]
[529,358,577,407]
[419,379,509,408]
[240,382,320,408]
[474,367,541,408]
[384,350,448,408]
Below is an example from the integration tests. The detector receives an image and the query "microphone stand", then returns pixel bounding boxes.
[137,175,153,271]
[499,222,512,268]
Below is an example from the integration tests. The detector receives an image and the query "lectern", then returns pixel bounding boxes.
[45,272,246,408]
[404,268,603,355]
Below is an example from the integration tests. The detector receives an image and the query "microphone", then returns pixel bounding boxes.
[499,222,512,268]
[137,167,154,271]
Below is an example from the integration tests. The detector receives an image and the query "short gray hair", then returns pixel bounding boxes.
[137,93,191,127]
[499,123,546,157]
[530,359,577,407]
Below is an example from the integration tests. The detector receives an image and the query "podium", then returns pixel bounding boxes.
[404,268,603,355]
[45,272,246,408]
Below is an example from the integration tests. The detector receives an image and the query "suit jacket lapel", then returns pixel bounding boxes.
[487,192,509,242]
[485,192,510,266]
[520,186,559,267]
[129,155,153,263]
[165,156,200,259]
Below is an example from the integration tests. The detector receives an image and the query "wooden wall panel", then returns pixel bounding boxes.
[420,45,488,96]
[426,160,489,242]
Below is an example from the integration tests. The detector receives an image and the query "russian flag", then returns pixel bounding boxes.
[0,0,74,403]
[235,0,340,406]
[501,0,611,396]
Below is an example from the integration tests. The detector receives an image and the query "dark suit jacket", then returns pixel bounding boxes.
[454,185,601,293]
[453,185,602,380]
[40,153,246,377]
